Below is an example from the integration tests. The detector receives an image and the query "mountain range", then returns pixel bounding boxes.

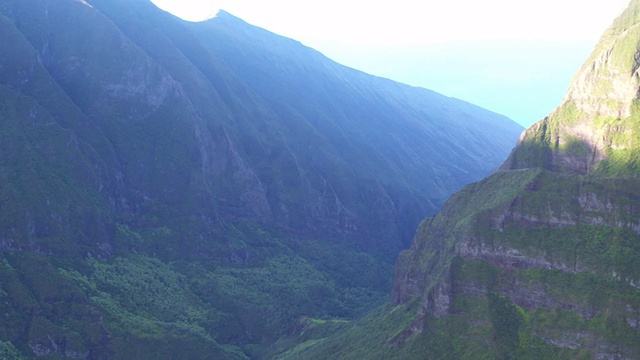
[0,0,522,358]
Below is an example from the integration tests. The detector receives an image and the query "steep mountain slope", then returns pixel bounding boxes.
[287,1,640,359]
[87,0,522,253]
[0,0,522,358]
[503,0,640,177]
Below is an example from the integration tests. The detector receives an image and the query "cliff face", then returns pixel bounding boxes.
[564,0,640,120]
[391,171,640,353]
[385,1,640,358]
[502,2,640,177]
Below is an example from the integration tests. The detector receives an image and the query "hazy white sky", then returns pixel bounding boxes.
[149,0,631,126]
[150,0,629,45]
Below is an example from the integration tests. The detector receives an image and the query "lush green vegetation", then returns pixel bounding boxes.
[295,248,640,359]
[592,101,640,177]
[490,224,640,279]
[0,228,393,358]
[0,341,25,359]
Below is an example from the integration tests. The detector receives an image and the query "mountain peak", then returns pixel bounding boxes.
[502,0,640,177]
[563,0,640,119]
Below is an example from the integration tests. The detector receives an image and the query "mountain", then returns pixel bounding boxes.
[285,1,640,359]
[0,0,522,358]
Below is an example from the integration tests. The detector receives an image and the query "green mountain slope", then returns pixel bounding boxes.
[0,0,522,358]
[286,1,640,359]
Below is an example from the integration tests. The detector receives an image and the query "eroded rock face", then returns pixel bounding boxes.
[564,43,640,120]
[390,163,640,356]
[563,0,640,119]
[457,236,569,272]
[395,177,640,301]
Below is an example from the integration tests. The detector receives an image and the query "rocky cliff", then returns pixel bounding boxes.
[502,1,640,176]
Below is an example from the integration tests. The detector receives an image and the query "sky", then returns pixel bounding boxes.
[149,0,630,127]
